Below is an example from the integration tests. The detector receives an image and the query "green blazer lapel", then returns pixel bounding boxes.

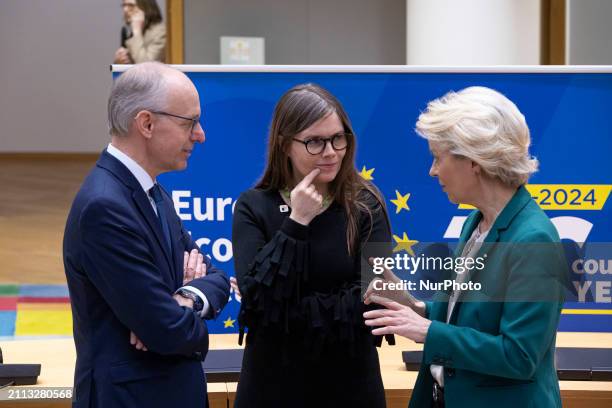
[467,186,533,283]
[450,186,533,321]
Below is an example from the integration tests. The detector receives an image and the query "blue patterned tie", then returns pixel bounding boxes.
[149,184,172,252]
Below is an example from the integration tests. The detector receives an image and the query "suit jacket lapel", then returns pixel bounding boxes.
[96,149,174,273]
[131,189,174,270]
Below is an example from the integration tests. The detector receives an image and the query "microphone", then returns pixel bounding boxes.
[121,25,133,47]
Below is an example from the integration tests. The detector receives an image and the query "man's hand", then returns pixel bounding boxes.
[363,295,432,343]
[172,293,194,309]
[183,249,206,285]
[130,331,148,351]
[129,292,195,351]
[113,47,131,64]
[129,8,145,35]
[289,168,322,226]
[229,276,241,300]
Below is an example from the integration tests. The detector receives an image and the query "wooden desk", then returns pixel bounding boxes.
[218,332,612,408]
[2,333,611,407]
[377,332,612,408]
[0,338,233,408]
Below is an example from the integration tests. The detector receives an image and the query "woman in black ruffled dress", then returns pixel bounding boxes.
[232,83,392,407]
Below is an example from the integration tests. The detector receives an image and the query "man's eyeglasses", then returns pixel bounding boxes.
[151,111,201,133]
[292,133,350,155]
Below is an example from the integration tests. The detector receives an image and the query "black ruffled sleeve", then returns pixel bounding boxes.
[240,217,309,332]
[232,189,310,343]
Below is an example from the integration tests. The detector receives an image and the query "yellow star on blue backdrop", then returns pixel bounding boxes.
[390,190,411,213]
[359,165,375,181]
[393,232,419,256]
[223,316,236,328]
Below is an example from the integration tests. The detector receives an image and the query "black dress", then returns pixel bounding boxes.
[232,188,392,408]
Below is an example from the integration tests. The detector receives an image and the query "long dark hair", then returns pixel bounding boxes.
[256,83,389,254]
[137,0,163,31]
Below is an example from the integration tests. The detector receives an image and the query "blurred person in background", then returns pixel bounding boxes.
[114,0,166,64]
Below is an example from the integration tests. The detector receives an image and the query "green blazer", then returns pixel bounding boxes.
[409,186,566,408]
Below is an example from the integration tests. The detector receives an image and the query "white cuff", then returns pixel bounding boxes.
[177,286,210,318]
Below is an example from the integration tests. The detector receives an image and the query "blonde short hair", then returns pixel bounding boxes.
[415,86,538,187]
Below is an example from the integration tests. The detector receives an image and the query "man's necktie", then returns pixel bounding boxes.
[149,184,172,252]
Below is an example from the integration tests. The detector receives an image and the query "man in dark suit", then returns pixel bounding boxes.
[63,62,230,408]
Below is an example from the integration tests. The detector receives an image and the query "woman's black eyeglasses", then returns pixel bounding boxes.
[292,133,350,155]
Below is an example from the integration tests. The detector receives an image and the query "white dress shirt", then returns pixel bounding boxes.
[106,143,210,318]
[107,143,156,211]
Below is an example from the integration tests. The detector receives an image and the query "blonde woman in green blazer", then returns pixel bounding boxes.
[364,87,566,408]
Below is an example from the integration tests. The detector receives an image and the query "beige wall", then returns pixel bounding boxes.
[0,0,164,153]
[184,0,406,65]
[3,0,612,152]
[567,0,612,64]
